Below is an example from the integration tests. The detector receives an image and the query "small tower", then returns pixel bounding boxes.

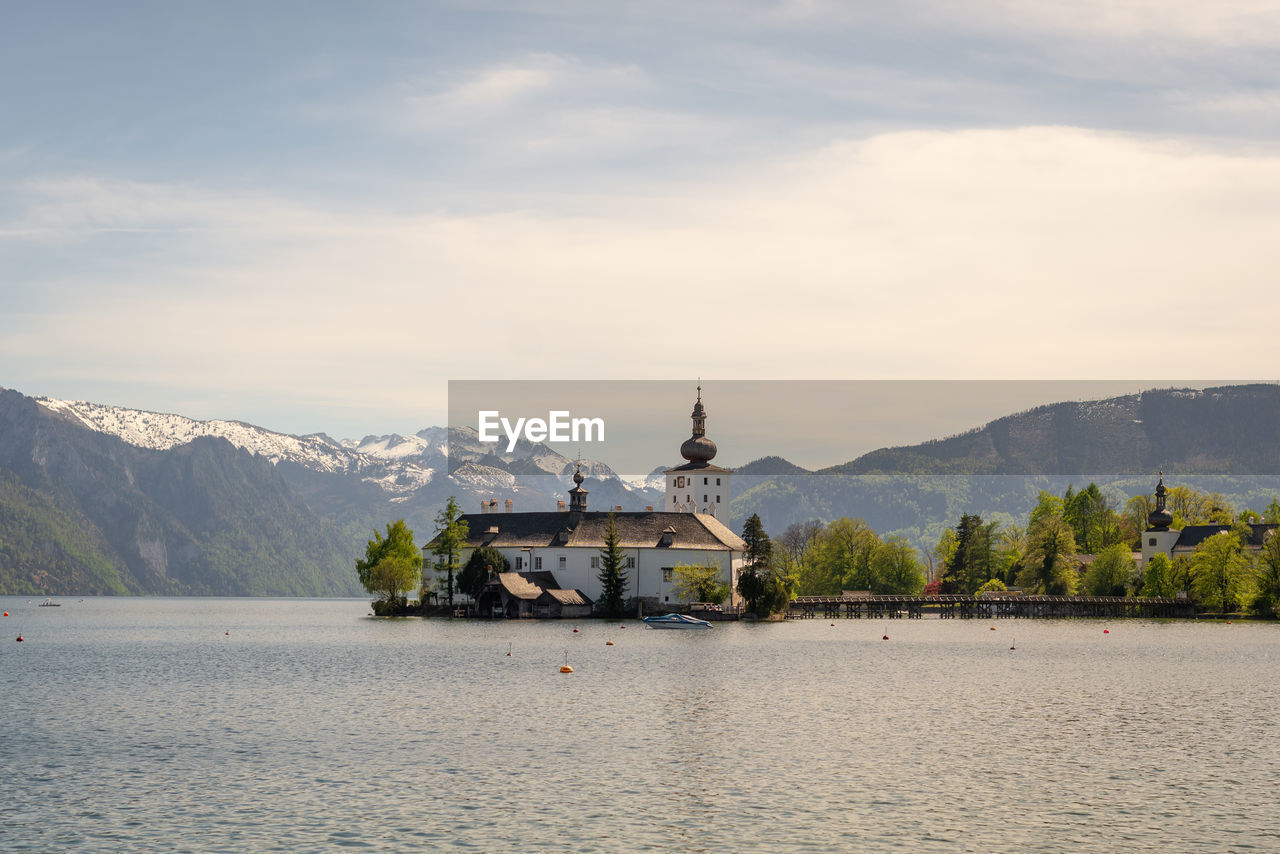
[568,460,589,514]
[1140,471,1181,570]
[664,385,732,520]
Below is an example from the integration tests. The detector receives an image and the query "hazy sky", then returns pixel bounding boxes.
[3,1,1279,445]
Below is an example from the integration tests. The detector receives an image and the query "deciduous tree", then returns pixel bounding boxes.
[355,519,422,607]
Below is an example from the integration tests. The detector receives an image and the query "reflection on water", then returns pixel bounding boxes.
[2,597,1278,852]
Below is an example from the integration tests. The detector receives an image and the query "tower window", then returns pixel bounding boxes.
[704,495,708,503]
[703,477,708,485]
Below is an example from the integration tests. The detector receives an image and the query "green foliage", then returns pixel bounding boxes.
[1250,531,1280,617]
[356,519,422,602]
[975,578,1007,596]
[1083,543,1134,596]
[1191,531,1250,613]
[596,513,629,618]
[869,535,926,595]
[1018,514,1077,595]
[430,498,468,609]
[1141,553,1175,598]
[459,546,508,600]
[671,561,731,605]
[737,514,791,617]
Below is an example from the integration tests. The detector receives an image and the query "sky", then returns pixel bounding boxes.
[3,1,1280,453]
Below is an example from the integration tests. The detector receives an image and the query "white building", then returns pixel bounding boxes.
[665,385,732,520]
[449,388,746,613]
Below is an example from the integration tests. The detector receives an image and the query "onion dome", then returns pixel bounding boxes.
[1147,472,1173,530]
[679,384,718,464]
[680,434,718,464]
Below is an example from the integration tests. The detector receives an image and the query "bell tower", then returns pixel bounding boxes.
[664,385,732,520]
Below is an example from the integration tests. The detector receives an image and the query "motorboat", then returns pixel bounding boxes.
[642,613,712,629]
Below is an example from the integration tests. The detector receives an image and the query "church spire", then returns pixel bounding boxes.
[567,456,589,513]
[680,383,716,463]
[1147,470,1173,530]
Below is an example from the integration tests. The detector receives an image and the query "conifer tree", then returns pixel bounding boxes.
[597,513,629,618]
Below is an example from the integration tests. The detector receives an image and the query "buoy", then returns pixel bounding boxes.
[559,650,573,673]
[225,631,230,636]
[882,634,889,640]
[572,628,579,633]
[3,612,7,617]
[1010,638,1016,650]
[1103,629,1109,634]
[990,626,996,631]
[16,635,23,642]
[605,640,614,646]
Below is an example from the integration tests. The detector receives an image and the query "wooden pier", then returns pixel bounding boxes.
[788,594,1195,620]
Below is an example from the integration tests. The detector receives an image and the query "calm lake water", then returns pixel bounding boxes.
[1,597,1277,852]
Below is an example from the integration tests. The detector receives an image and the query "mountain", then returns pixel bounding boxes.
[731,384,1280,547]
[819,385,1280,476]
[0,389,361,596]
[0,388,664,595]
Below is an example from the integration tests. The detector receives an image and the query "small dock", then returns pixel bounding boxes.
[788,594,1194,620]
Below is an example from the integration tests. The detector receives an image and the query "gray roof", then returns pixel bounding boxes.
[450,510,746,551]
[1173,523,1276,551]
[490,572,592,606]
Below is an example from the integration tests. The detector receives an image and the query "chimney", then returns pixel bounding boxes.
[557,500,566,512]
[488,498,498,513]
[480,500,488,515]
[505,499,514,513]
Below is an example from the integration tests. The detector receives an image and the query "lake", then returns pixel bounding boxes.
[2,597,1277,852]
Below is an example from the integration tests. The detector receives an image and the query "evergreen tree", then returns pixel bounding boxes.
[459,545,508,600]
[596,513,629,618]
[736,513,790,617]
[430,497,469,610]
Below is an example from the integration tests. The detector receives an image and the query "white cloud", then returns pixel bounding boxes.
[4,125,1280,431]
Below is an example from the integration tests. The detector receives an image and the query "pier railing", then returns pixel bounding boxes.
[788,594,1194,620]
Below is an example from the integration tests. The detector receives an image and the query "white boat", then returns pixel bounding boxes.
[642,613,712,629]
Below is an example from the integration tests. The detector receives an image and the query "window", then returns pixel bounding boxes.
[716,478,720,486]
[626,557,635,568]
[516,556,524,570]
[662,568,673,583]
[591,556,599,568]
[703,495,708,503]
[676,476,685,488]
[716,495,721,503]
[534,556,542,570]
[559,556,566,568]
[1149,538,1157,546]
[703,477,708,485]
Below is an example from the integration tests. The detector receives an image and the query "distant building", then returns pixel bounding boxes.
[1139,472,1277,569]
[441,388,747,615]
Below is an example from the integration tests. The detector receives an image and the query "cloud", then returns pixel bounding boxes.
[4,125,1280,433]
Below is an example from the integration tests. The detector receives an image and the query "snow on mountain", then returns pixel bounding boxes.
[32,396,659,502]
[36,397,361,473]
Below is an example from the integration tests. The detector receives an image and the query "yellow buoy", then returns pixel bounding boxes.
[560,665,574,673]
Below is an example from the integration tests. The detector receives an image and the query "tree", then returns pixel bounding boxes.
[1082,543,1133,597]
[1141,553,1175,599]
[430,497,469,610]
[459,546,508,601]
[737,514,790,617]
[671,561,731,604]
[596,513,629,618]
[1264,498,1280,526]
[355,519,422,606]
[1191,531,1249,614]
[806,517,879,595]
[941,513,984,594]
[1250,530,1280,617]
[869,535,926,595]
[1018,514,1077,595]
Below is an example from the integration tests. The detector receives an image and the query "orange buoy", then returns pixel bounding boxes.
[989,627,996,631]
[605,640,614,646]
[560,665,574,673]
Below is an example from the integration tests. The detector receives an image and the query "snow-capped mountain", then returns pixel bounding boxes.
[32,395,649,501]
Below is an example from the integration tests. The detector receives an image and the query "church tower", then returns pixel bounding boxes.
[664,385,732,520]
[1140,472,1181,570]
